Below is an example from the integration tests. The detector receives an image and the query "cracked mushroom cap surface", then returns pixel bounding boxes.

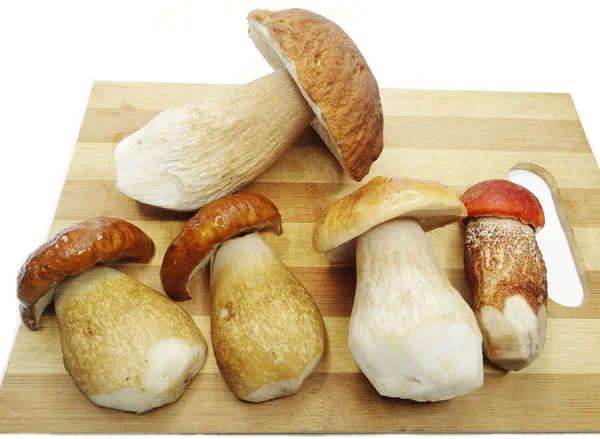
[460,179,545,232]
[160,193,282,301]
[313,176,468,262]
[248,8,383,181]
[17,217,155,330]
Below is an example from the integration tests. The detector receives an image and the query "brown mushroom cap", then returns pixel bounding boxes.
[248,8,383,182]
[313,176,467,261]
[17,217,155,330]
[160,193,282,301]
[460,179,545,232]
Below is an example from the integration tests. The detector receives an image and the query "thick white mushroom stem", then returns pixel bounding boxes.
[210,233,325,402]
[115,69,314,211]
[349,217,483,402]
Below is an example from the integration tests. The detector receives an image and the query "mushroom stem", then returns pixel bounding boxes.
[115,68,314,211]
[210,233,325,402]
[55,267,207,414]
[349,217,483,402]
[465,217,547,370]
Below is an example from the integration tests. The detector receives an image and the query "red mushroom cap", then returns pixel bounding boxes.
[460,179,545,232]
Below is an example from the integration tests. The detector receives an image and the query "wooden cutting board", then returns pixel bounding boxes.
[1,81,599,433]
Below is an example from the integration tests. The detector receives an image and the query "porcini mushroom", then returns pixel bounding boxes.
[160,193,325,402]
[115,8,383,211]
[461,179,548,371]
[55,267,207,414]
[313,176,483,402]
[17,217,155,330]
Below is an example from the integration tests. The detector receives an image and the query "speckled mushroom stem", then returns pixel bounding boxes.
[460,178,548,371]
[210,232,325,402]
[464,216,548,371]
[54,267,207,414]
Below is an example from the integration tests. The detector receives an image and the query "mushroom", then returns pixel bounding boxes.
[160,193,282,301]
[55,266,207,414]
[313,176,483,402]
[461,179,548,371]
[17,217,155,330]
[114,8,383,211]
[160,193,325,402]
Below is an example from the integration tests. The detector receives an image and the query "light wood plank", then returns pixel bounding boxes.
[64,141,600,189]
[59,167,600,228]
[1,373,598,433]
[6,318,600,376]
[98,266,600,320]
[89,81,580,120]
[44,219,470,269]
[10,259,597,320]
[76,109,590,152]
[46,219,600,271]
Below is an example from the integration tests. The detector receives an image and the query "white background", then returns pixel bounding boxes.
[0,1,599,438]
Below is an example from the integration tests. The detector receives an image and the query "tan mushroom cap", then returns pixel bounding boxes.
[248,8,383,182]
[313,176,467,261]
[160,193,282,301]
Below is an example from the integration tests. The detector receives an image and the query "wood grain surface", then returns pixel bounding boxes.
[1,81,599,433]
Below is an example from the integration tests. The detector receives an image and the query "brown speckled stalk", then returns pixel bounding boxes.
[464,217,548,370]
[55,267,207,413]
[210,233,325,402]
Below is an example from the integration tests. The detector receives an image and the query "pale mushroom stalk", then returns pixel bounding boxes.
[211,232,325,402]
[115,69,314,212]
[350,217,483,401]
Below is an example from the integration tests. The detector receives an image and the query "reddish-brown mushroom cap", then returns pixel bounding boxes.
[17,217,155,330]
[160,193,282,301]
[248,8,384,182]
[460,179,545,232]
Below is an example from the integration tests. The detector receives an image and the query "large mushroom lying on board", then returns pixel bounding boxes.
[461,179,548,371]
[114,8,383,211]
[161,193,326,402]
[55,267,207,414]
[313,177,483,402]
[17,217,155,330]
